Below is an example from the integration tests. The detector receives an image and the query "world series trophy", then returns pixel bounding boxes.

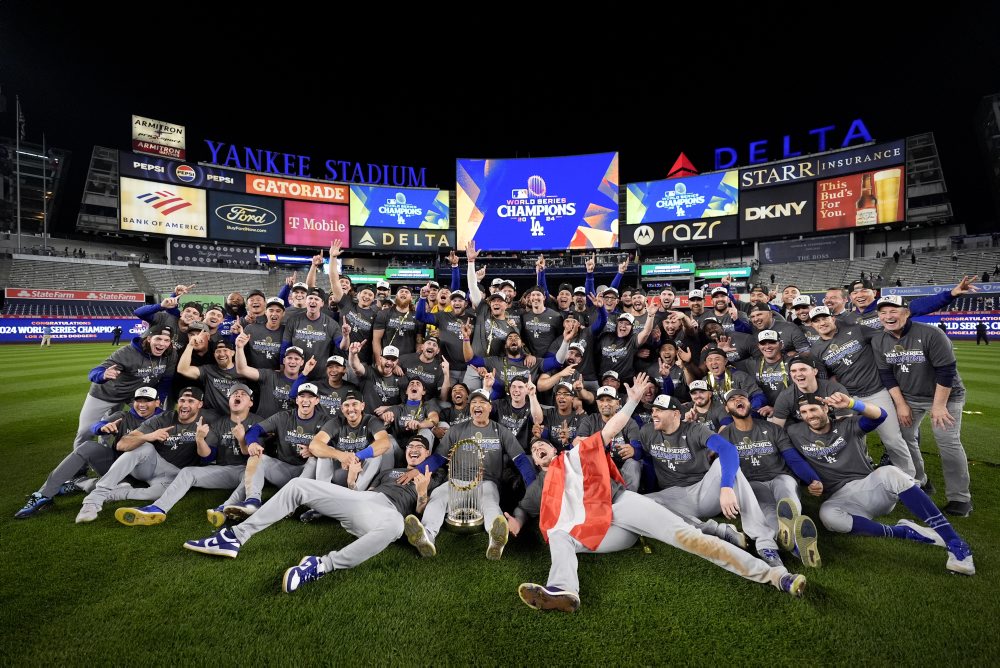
[444,436,485,534]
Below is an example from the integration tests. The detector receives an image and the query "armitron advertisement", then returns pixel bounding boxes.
[132,115,186,160]
[456,153,619,251]
[284,200,350,247]
[626,171,738,224]
[816,167,905,231]
[120,177,207,238]
[350,186,449,229]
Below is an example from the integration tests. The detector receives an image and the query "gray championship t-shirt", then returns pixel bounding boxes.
[786,415,874,494]
[639,420,716,489]
[719,419,793,483]
[135,411,202,468]
[872,321,965,403]
[434,419,526,484]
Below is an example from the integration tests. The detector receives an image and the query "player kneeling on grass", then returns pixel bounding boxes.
[786,392,974,575]
[719,388,822,567]
[76,387,208,524]
[114,383,262,527]
[182,435,440,594]
[16,387,163,519]
[508,373,806,613]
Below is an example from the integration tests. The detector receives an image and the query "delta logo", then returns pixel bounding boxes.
[136,190,194,216]
[175,164,197,182]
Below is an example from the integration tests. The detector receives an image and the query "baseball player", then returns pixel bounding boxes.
[785,392,974,575]
[235,333,313,418]
[540,382,586,450]
[848,276,976,330]
[176,334,240,414]
[182,434,441,593]
[241,297,286,370]
[402,388,536,560]
[282,285,340,380]
[372,286,422,360]
[309,353,359,416]
[520,285,565,357]
[113,383,262,526]
[770,356,850,428]
[575,386,643,491]
[16,387,163,518]
[682,379,731,431]
[511,375,806,612]
[398,336,450,401]
[720,389,822,566]
[597,310,655,384]
[872,295,972,515]
[701,347,767,413]
[330,242,378,364]
[75,386,208,523]
[348,340,406,413]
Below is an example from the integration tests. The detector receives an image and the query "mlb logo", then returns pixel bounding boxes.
[511,189,528,199]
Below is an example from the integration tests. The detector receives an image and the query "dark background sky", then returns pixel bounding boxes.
[3,5,998,236]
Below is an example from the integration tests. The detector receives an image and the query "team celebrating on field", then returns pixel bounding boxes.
[17,241,980,610]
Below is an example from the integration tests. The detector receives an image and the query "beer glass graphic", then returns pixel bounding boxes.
[874,168,901,224]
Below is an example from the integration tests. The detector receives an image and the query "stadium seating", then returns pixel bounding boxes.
[140,264,269,298]
[887,248,1000,287]
[9,256,140,291]
[1,299,138,317]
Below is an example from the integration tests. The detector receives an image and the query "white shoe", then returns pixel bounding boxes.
[896,519,946,547]
[75,503,100,523]
[486,515,509,561]
[403,515,436,557]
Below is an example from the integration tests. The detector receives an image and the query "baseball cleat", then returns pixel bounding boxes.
[779,573,807,598]
[518,583,581,612]
[299,509,322,524]
[15,492,53,519]
[718,524,747,550]
[282,556,325,593]
[945,539,975,576]
[759,548,784,569]
[58,475,94,496]
[896,519,945,547]
[223,498,261,522]
[486,515,509,561]
[403,515,436,557]
[206,506,226,528]
[183,528,242,558]
[942,501,973,518]
[75,503,100,524]
[115,505,166,526]
[794,515,822,568]
[776,497,798,552]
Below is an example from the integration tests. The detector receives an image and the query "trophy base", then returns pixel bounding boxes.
[445,510,485,534]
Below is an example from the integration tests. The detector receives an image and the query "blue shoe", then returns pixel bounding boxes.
[946,539,975,576]
[779,573,807,598]
[57,476,93,496]
[518,583,581,612]
[183,528,242,558]
[282,556,325,593]
[224,498,261,522]
[115,505,166,526]
[759,548,783,568]
[15,492,53,519]
[206,506,226,528]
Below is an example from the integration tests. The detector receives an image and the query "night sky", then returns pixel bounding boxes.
[3,6,998,237]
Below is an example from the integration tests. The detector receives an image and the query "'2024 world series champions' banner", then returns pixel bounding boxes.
[350,186,449,229]
[457,153,619,251]
[0,317,146,343]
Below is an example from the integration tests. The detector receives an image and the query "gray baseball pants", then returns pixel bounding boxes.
[154,465,246,512]
[819,466,915,533]
[300,455,382,491]
[422,479,501,541]
[222,455,304,505]
[39,441,115,498]
[748,474,801,536]
[644,460,779,552]
[546,491,785,595]
[72,395,119,449]
[900,398,971,503]
[860,388,920,479]
[231,478,403,572]
[82,443,180,509]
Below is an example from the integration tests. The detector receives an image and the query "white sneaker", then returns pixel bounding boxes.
[896,519,946,547]
[76,503,100,523]
[486,515,509,561]
[403,515,436,557]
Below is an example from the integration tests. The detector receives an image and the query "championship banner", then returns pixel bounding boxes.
[120,177,207,238]
[457,152,619,251]
[620,215,738,249]
[284,201,350,247]
[760,235,851,263]
[626,171,738,225]
[350,185,449,229]
[207,191,283,244]
[5,288,146,302]
[120,151,243,192]
[0,317,146,343]
[169,241,259,268]
[816,167,905,231]
[132,115,186,160]
[913,312,1000,339]
[385,267,435,280]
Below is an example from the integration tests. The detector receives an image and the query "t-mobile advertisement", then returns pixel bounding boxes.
[0,317,146,343]
[284,200,350,247]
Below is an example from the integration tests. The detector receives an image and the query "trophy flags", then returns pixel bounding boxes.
[538,432,625,551]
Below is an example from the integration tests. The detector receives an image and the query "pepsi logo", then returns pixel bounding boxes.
[175,164,196,182]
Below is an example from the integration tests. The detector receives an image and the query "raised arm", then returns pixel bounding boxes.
[234,332,260,381]
[328,240,345,302]
[600,372,650,443]
[466,241,482,308]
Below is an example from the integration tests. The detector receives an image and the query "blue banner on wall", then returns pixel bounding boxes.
[913,312,1000,339]
[626,170,738,224]
[0,317,146,343]
[350,186,449,229]
[457,152,619,251]
[883,283,1000,297]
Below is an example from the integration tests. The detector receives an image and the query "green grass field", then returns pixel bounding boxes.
[1,342,997,665]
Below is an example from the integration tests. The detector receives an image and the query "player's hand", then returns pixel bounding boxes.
[303,355,317,376]
[716,335,734,352]
[930,405,956,429]
[395,468,421,486]
[525,379,537,397]
[461,318,474,341]
[895,401,913,428]
[231,421,245,442]
[616,444,635,460]
[658,359,672,377]
[585,253,596,273]
[677,345,693,363]
[624,372,650,403]
[381,411,395,424]
[757,405,774,418]
[636,348,651,359]
[558,420,570,444]
[476,266,486,282]
[727,305,739,320]
[535,254,545,271]
[349,339,366,356]
[560,363,578,379]
[531,423,543,438]
[248,442,264,457]
[374,405,390,416]
[230,320,243,336]
[103,365,121,381]
[618,254,630,274]
[563,317,580,339]
[160,296,179,309]
[342,322,352,338]
[824,392,853,410]
[285,271,297,287]
[951,274,979,297]
[504,512,522,537]
[195,417,209,439]
[719,487,740,519]
[721,274,732,287]
[465,240,479,262]
[447,249,459,267]
[524,354,537,368]
[329,239,342,258]
[482,370,496,391]
[684,408,698,423]
[348,459,363,476]
[100,418,122,434]
[235,333,250,348]
[174,283,195,296]
[440,356,450,372]
[414,468,432,496]
[148,425,174,442]
[405,419,421,431]
[392,365,405,377]
[807,480,824,497]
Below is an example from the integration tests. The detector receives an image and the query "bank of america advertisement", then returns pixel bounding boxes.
[626,170,738,225]
[120,177,207,238]
[350,186,449,229]
[456,153,619,251]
